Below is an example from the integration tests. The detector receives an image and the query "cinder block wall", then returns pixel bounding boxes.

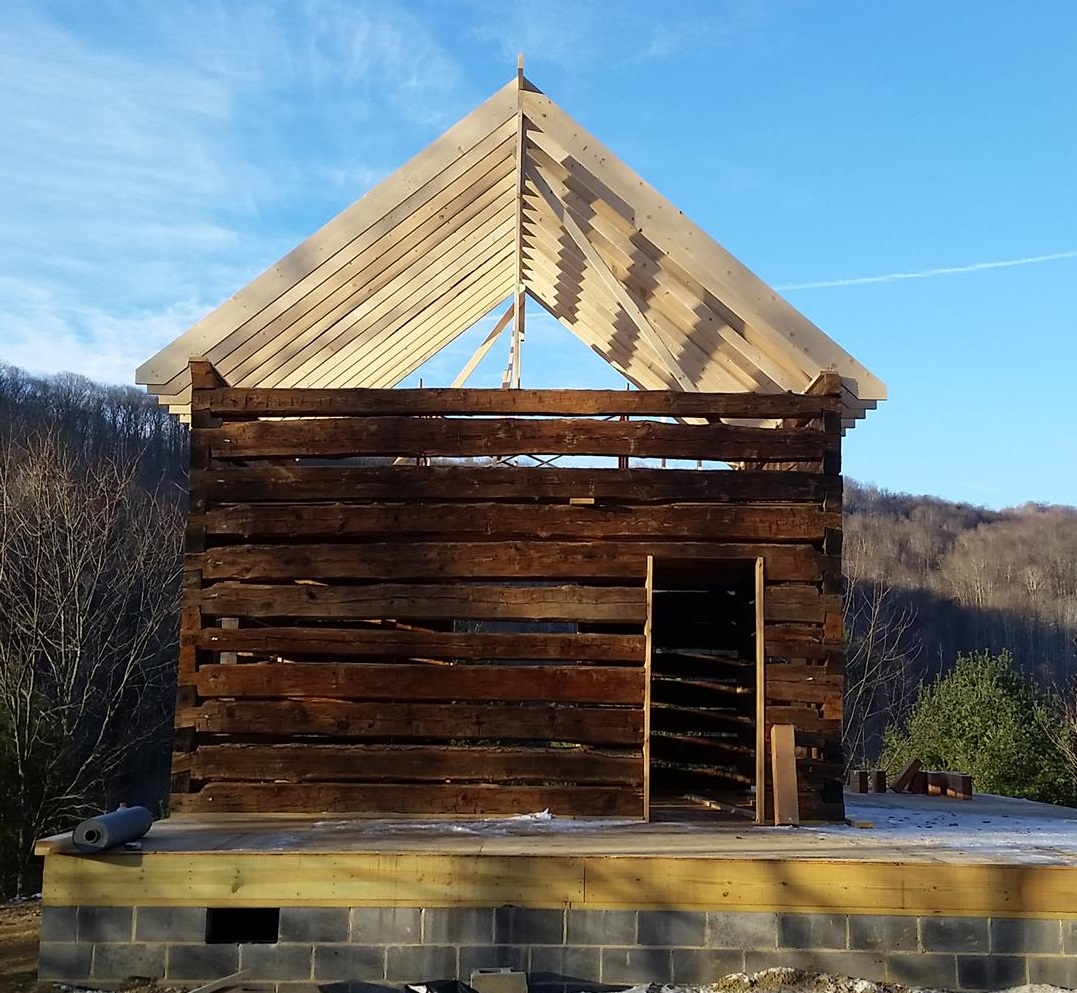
[39,905,1077,992]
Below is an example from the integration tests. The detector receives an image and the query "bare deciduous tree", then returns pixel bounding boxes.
[843,577,921,769]
[842,512,922,769]
[0,432,182,893]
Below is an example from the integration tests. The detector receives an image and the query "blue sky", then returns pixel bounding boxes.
[1,1,1074,509]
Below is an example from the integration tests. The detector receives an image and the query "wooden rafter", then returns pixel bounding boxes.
[137,72,884,423]
[451,302,515,388]
[527,165,697,392]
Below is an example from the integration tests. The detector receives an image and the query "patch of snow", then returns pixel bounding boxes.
[311,810,636,838]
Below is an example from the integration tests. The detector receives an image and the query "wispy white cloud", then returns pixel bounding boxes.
[0,0,472,384]
[0,278,207,385]
[465,0,755,68]
[778,251,1077,291]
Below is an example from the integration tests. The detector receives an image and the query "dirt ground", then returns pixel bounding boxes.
[0,902,171,993]
[0,900,42,993]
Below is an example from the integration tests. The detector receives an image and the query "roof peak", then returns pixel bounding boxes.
[137,74,883,424]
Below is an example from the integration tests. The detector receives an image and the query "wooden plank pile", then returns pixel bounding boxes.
[848,759,974,800]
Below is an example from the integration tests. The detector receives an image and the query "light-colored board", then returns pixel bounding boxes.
[526,166,696,392]
[137,81,518,388]
[139,77,883,421]
[220,155,517,391]
[770,723,800,826]
[521,91,886,400]
[186,970,251,993]
[528,142,813,393]
[39,849,1077,917]
[521,222,759,394]
[528,146,807,393]
[510,73,528,388]
[452,302,514,387]
[363,251,517,390]
[755,557,766,825]
[276,212,516,390]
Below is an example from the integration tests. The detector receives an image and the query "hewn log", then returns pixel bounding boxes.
[201,503,839,542]
[204,417,828,462]
[200,582,646,624]
[194,465,839,505]
[764,707,840,735]
[761,639,829,660]
[199,386,840,419]
[199,541,828,583]
[181,699,645,745]
[765,663,843,705]
[764,586,843,624]
[196,662,646,704]
[190,743,643,784]
[196,627,644,663]
[172,782,644,816]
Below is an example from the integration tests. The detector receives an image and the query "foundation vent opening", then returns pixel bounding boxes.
[205,907,280,944]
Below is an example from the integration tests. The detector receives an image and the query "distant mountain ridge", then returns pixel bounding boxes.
[845,480,1077,688]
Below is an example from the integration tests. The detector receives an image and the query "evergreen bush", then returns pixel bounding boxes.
[881,649,1077,806]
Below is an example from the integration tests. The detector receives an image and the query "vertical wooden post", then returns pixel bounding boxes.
[510,52,527,389]
[642,555,654,821]
[754,556,766,825]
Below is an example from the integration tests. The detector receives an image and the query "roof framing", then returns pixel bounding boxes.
[137,73,885,423]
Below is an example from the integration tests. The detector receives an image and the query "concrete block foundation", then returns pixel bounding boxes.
[38,905,1077,992]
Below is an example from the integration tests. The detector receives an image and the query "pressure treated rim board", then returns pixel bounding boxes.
[38,848,1077,918]
[137,73,885,422]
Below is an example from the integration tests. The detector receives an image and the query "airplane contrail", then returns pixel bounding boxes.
[777,250,1077,290]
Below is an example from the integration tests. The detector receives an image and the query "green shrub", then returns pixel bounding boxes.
[881,649,1077,806]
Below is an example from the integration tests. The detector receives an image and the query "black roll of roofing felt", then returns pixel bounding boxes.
[72,806,154,853]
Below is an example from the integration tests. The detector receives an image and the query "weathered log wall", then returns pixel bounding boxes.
[173,361,844,820]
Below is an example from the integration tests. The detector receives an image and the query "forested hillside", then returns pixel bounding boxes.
[0,361,1074,894]
[843,482,1077,762]
[0,364,186,895]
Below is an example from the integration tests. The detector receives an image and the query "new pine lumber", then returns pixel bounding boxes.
[770,723,800,826]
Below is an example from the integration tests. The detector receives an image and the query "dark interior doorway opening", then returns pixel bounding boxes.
[647,558,759,820]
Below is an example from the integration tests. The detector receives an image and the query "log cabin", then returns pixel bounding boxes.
[136,66,885,825]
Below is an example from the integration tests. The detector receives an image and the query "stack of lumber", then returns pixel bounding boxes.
[850,758,973,800]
